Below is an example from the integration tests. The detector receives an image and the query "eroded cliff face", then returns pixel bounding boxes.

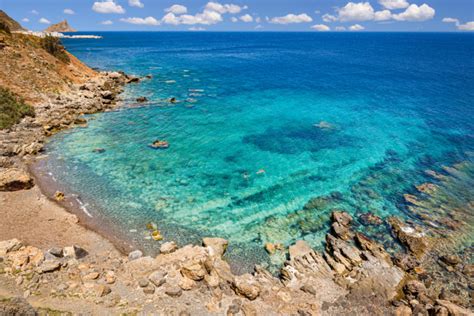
[0,10,26,32]
[45,20,77,33]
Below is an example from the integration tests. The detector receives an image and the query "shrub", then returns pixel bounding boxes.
[41,35,70,64]
[0,87,35,129]
[0,21,11,34]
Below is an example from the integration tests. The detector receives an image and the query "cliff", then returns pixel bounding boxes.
[0,10,25,31]
[45,20,77,33]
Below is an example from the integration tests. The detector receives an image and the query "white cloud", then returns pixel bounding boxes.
[255,24,262,29]
[442,17,459,24]
[378,0,409,10]
[322,14,337,22]
[335,26,346,31]
[92,1,125,14]
[165,4,187,15]
[162,10,223,25]
[349,24,365,31]
[338,2,374,22]
[39,18,51,24]
[31,10,39,15]
[374,10,392,21]
[240,14,253,22]
[311,24,330,31]
[231,17,238,22]
[392,4,435,21]
[64,9,75,15]
[22,18,30,22]
[256,17,261,23]
[189,26,205,31]
[458,21,474,31]
[129,0,144,8]
[204,2,247,14]
[270,13,313,24]
[101,20,113,25]
[120,16,160,25]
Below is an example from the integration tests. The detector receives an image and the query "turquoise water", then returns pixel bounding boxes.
[43,32,474,267]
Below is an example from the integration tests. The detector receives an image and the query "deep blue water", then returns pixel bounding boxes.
[43,32,474,267]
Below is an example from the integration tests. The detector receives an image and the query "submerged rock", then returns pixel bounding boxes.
[136,96,148,103]
[388,217,430,258]
[0,168,34,191]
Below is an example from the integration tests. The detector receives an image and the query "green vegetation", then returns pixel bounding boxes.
[0,87,35,129]
[0,20,11,34]
[41,35,70,64]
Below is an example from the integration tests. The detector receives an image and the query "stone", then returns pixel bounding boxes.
[105,271,116,284]
[232,274,261,300]
[37,260,61,273]
[203,237,229,257]
[358,212,383,225]
[148,270,167,287]
[0,168,34,191]
[241,302,257,316]
[0,297,37,315]
[95,284,111,297]
[179,277,196,290]
[394,305,412,316]
[136,96,148,103]
[63,245,88,259]
[462,264,474,277]
[181,262,207,281]
[83,272,100,280]
[404,280,426,298]
[204,257,234,284]
[143,285,155,295]
[440,255,462,266]
[289,240,312,260]
[435,300,471,316]
[227,303,241,315]
[332,210,352,226]
[331,221,353,240]
[47,247,63,257]
[54,191,65,201]
[389,217,430,258]
[0,239,22,255]
[138,278,149,288]
[160,241,177,254]
[300,284,317,295]
[264,243,276,254]
[165,286,182,297]
[101,90,113,100]
[128,250,143,261]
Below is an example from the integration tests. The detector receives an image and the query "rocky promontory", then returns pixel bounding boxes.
[45,20,77,33]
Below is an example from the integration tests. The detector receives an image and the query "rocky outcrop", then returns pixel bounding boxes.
[389,217,431,258]
[45,20,77,33]
[0,10,25,31]
[0,168,33,191]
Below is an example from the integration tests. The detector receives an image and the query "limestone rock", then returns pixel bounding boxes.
[181,262,207,281]
[95,284,111,297]
[165,285,182,297]
[203,237,228,257]
[37,260,61,273]
[232,274,261,300]
[160,241,177,254]
[63,245,88,259]
[148,270,167,287]
[394,305,412,316]
[0,239,22,255]
[289,240,312,260]
[435,300,472,316]
[0,168,34,191]
[128,250,143,261]
[389,217,430,258]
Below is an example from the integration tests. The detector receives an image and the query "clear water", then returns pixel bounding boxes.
[43,32,474,267]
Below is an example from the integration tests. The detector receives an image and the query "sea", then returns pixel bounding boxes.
[39,32,474,271]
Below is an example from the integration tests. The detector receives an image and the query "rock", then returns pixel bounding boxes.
[264,243,276,254]
[47,247,63,257]
[389,217,430,258]
[204,257,234,284]
[358,212,383,226]
[143,285,155,294]
[149,270,167,287]
[394,305,412,316]
[433,306,449,316]
[165,286,182,297]
[54,191,65,201]
[95,284,111,297]
[227,303,241,315]
[101,90,113,100]
[127,77,140,83]
[289,240,312,260]
[435,300,472,316]
[300,284,317,295]
[0,297,37,315]
[63,245,88,259]
[128,250,143,261]
[83,272,100,280]
[440,255,462,266]
[0,168,34,191]
[0,239,22,255]
[138,278,149,288]
[332,210,352,226]
[105,271,116,284]
[160,241,177,254]
[179,277,196,290]
[462,264,474,277]
[203,237,229,257]
[181,262,207,281]
[232,274,261,300]
[136,96,148,103]
[404,280,426,298]
[241,302,257,316]
[37,260,61,273]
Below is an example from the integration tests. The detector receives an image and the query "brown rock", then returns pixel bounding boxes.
[179,277,196,290]
[404,280,426,298]
[0,168,34,191]
[232,274,261,300]
[37,260,61,273]
[165,285,182,297]
[148,270,167,287]
[241,302,257,316]
[435,300,472,316]
[203,237,228,257]
[394,305,412,316]
[181,262,207,281]
[440,255,462,266]
[331,210,352,226]
[160,241,177,254]
[95,284,111,297]
[462,264,474,277]
[289,240,312,260]
[389,217,430,258]
[0,239,22,255]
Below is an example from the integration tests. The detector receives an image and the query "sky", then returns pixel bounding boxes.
[2,0,474,32]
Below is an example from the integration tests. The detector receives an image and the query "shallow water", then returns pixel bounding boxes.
[42,32,474,269]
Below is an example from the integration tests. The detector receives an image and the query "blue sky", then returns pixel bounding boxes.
[2,0,474,32]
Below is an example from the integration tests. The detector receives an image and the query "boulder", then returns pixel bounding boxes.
[165,285,182,297]
[37,260,61,273]
[128,250,143,261]
[232,274,261,300]
[63,245,88,259]
[388,217,430,258]
[435,300,472,316]
[331,210,352,226]
[203,237,228,257]
[181,262,207,281]
[160,241,177,254]
[289,240,312,260]
[0,168,34,191]
[148,270,167,287]
[0,239,22,255]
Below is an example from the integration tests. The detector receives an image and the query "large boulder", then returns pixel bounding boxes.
[0,168,34,191]
[202,237,228,257]
[232,274,261,300]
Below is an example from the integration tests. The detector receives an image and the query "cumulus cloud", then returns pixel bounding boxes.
[31,10,39,15]
[120,16,160,25]
[338,2,374,22]
[322,14,337,22]
[165,4,187,15]
[240,14,253,22]
[205,2,247,14]
[269,13,313,24]
[129,0,144,8]
[189,26,205,31]
[374,10,392,21]
[22,18,30,22]
[255,17,261,23]
[64,9,75,15]
[349,24,365,31]
[311,24,330,31]
[335,26,346,31]
[39,18,51,24]
[378,0,409,10]
[101,20,113,25]
[255,24,262,29]
[92,1,125,14]
[392,4,435,21]
[443,17,474,31]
